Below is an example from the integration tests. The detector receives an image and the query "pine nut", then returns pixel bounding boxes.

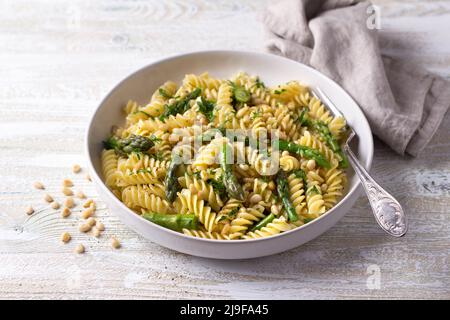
[61,207,71,218]
[81,208,94,219]
[72,164,81,174]
[321,184,328,192]
[62,179,73,187]
[83,199,93,208]
[89,202,96,211]
[74,244,85,254]
[26,206,34,215]
[271,204,280,215]
[64,197,75,208]
[249,194,262,204]
[239,164,249,171]
[85,174,92,182]
[92,227,101,238]
[76,190,86,199]
[282,151,289,157]
[62,187,73,196]
[110,237,121,249]
[33,181,45,190]
[51,201,60,210]
[44,194,53,203]
[268,181,276,191]
[306,159,316,171]
[87,217,96,227]
[61,232,71,243]
[79,223,92,233]
[95,221,105,231]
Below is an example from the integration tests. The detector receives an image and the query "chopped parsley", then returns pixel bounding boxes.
[197,97,216,122]
[207,178,227,200]
[273,88,287,95]
[159,88,201,121]
[158,88,173,99]
[250,110,262,120]
[253,77,266,89]
[306,185,321,196]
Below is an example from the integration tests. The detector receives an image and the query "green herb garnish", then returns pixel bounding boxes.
[197,97,216,122]
[159,88,201,120]
[158,88,173,99]
[273,88,287,95]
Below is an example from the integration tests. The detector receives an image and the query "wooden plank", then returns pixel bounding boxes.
[0,0,449,299]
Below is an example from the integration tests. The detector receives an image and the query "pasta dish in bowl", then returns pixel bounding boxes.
[86,51,372,258]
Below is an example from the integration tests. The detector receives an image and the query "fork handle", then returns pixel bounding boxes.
[344,145,408,237]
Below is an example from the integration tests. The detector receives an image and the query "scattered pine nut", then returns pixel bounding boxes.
[76,190,86,199]
[79,223,92,233]
[33,181,45,190]
[81,207,94,219]
[92,227,101,238]
[72,164,81,174]
[62,187,73,196]
[87,217,96,227]
[89,202,96,211]
[74,244,85,254]
[64,197,75,208]
[306,159,316,171]
[61,207,71,218]
[110,237,121,249]
[95,221,105,231]
[83,199,93,208]
[85,174,92,182]
[249,194,262,204]
[271,204,280,215]
[61,232,71,243]
[51,201,60,210]
[44,194,53,203]
[26,206,35,215]
[62,179,73,187]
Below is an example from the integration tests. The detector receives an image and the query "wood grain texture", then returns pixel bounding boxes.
[0,0,449,300]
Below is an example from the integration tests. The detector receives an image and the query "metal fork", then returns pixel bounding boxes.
[312,87,407,237]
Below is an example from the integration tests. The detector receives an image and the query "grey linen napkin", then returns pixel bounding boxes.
[262,0,450,156]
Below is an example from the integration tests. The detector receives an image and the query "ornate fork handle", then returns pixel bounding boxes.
[344,145,408,237]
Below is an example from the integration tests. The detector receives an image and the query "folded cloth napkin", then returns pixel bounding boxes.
[262,0,450,156]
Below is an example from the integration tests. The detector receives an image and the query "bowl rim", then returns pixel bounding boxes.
[85,49,374,244]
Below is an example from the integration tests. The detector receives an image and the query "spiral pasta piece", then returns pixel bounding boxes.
[287,173,307,216]
[122,185,172,213]
[228,204,266,239]
[183,228,230,240]
[101,149,119,187]
[242,217,295,239]
[182,173,224,212]
[176,189,221,232]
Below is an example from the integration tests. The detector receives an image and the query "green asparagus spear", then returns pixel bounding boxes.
[297,110,348,169]
[276,171,299,222]
[250,213,276,232]
[311,120,349,168]
[220,142,245,201]
[228,81,251,104]
[165,153,182,202]
[142,212,199,232]
[103,134,154,157]
[278,139,331,169]
[159,87,201,120]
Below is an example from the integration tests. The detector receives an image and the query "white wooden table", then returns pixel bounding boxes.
[1,0,449,299]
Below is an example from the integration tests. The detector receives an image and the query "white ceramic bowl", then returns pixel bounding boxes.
[86,50,373,259]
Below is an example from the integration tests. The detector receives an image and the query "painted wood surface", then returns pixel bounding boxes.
[0,0,449,299]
